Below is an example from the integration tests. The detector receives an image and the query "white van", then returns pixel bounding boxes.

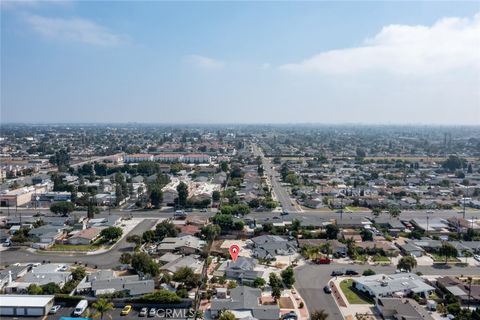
[73,299,88,317]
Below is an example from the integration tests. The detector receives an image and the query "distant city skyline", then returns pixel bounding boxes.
[1,1,479,124]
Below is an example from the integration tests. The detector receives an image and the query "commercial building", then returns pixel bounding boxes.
[0,295,54,317]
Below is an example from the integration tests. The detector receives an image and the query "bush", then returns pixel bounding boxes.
[362,269,376,276]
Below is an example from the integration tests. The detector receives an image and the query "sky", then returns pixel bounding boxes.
[1,1,479,124]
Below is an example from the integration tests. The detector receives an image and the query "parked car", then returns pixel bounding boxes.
[49,305,61,314]
[331,270,344,276]
[121,305,132,316]
[345,269,359,275]
[281,210,289,216]
[474,254,480,262]
[323,286,332,294]
[148,308,156,317]
[139,308,148,317]
[316,257,331,264]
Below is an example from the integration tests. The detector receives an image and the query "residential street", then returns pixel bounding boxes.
[0,219,158,267]
[294,263,480,319]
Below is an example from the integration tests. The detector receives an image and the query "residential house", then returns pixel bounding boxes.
[157,236,205,254]
[224,257,263,285]
[68,228,102,245]
[375,298,434,320]
[436,276,480,305]
[353,273,434,298]
[210,286,280,320]
[248,235,297,260]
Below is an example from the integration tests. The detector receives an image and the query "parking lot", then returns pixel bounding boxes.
[44,306,193,320]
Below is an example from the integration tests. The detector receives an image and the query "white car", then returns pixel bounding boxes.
[49,305,61,314]
[59,265,69,271]
[474,254,480,262]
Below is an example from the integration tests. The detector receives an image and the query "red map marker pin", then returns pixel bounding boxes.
[229,244,240,262]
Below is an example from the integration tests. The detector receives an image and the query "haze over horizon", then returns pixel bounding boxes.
[1,1,479,124]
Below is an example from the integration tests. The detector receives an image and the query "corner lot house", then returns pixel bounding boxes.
[68,227,102,245]
[0,295,54,317]
[353,273,434,298]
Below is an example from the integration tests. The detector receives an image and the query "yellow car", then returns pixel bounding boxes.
[121,305,132,316]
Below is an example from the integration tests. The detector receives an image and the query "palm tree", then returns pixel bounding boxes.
[311,310,329,320]
[91,298,114,320]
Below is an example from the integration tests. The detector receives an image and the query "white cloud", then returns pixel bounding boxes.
[24,14,127,46]
[184,54,224,69]
[280,12,480,75]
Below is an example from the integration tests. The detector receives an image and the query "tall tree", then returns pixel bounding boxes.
[439,242,458,264]
[397,256,417,272]
[176,182,188,208]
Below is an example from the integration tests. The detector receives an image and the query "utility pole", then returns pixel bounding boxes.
[426,216,429,237]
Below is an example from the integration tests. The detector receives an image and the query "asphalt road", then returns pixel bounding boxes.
[0,219,158,267]
[252,143,298,213]
[294,262,480,320]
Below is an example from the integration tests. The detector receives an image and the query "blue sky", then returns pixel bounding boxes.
[1,1,479,124]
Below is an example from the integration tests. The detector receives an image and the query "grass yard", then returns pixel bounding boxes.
[345,206,369,212]
[372,255,390,263]
[48,243,102,252]
[339,279,374,305]
[431,254,460,263]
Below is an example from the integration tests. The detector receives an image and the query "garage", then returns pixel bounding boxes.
[0,295,55,317]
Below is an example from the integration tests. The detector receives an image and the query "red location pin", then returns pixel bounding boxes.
[229,244,240,262]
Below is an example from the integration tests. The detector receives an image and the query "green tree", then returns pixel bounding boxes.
[311,310,329,320]
[439,242,458,264]
[119,252,132,264]
[253,277,266,288]
[41,282,61,294]
[212,190,221,202]
[50,201,75,216]
[388,206,401,218]
[100,227,123,242]
[219,311,236,320]
[172,267,200,290]
[91,298,114,320]
[397,256,417,272]
[149,187,163,208]
[176,182,189,208]
[27,284,43,295]
[131,252,159,276]
[371,207,382,217]
[200,224,221,240]
[142,290,181,303]
[442,156,466,172]
[71,267,86,281]
[281,266,295,288]
[362,269,376,276]
[155,220,178,240]
[325,224,339,239]
[271,286,281,301]
[126,235,142,246]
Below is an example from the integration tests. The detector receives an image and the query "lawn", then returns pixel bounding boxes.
[372,255,390,263]
[431,254,460,263]
[344,206,369,212]
[48,243,102,252]
[339,279,374,305]
[48,238,111,252]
